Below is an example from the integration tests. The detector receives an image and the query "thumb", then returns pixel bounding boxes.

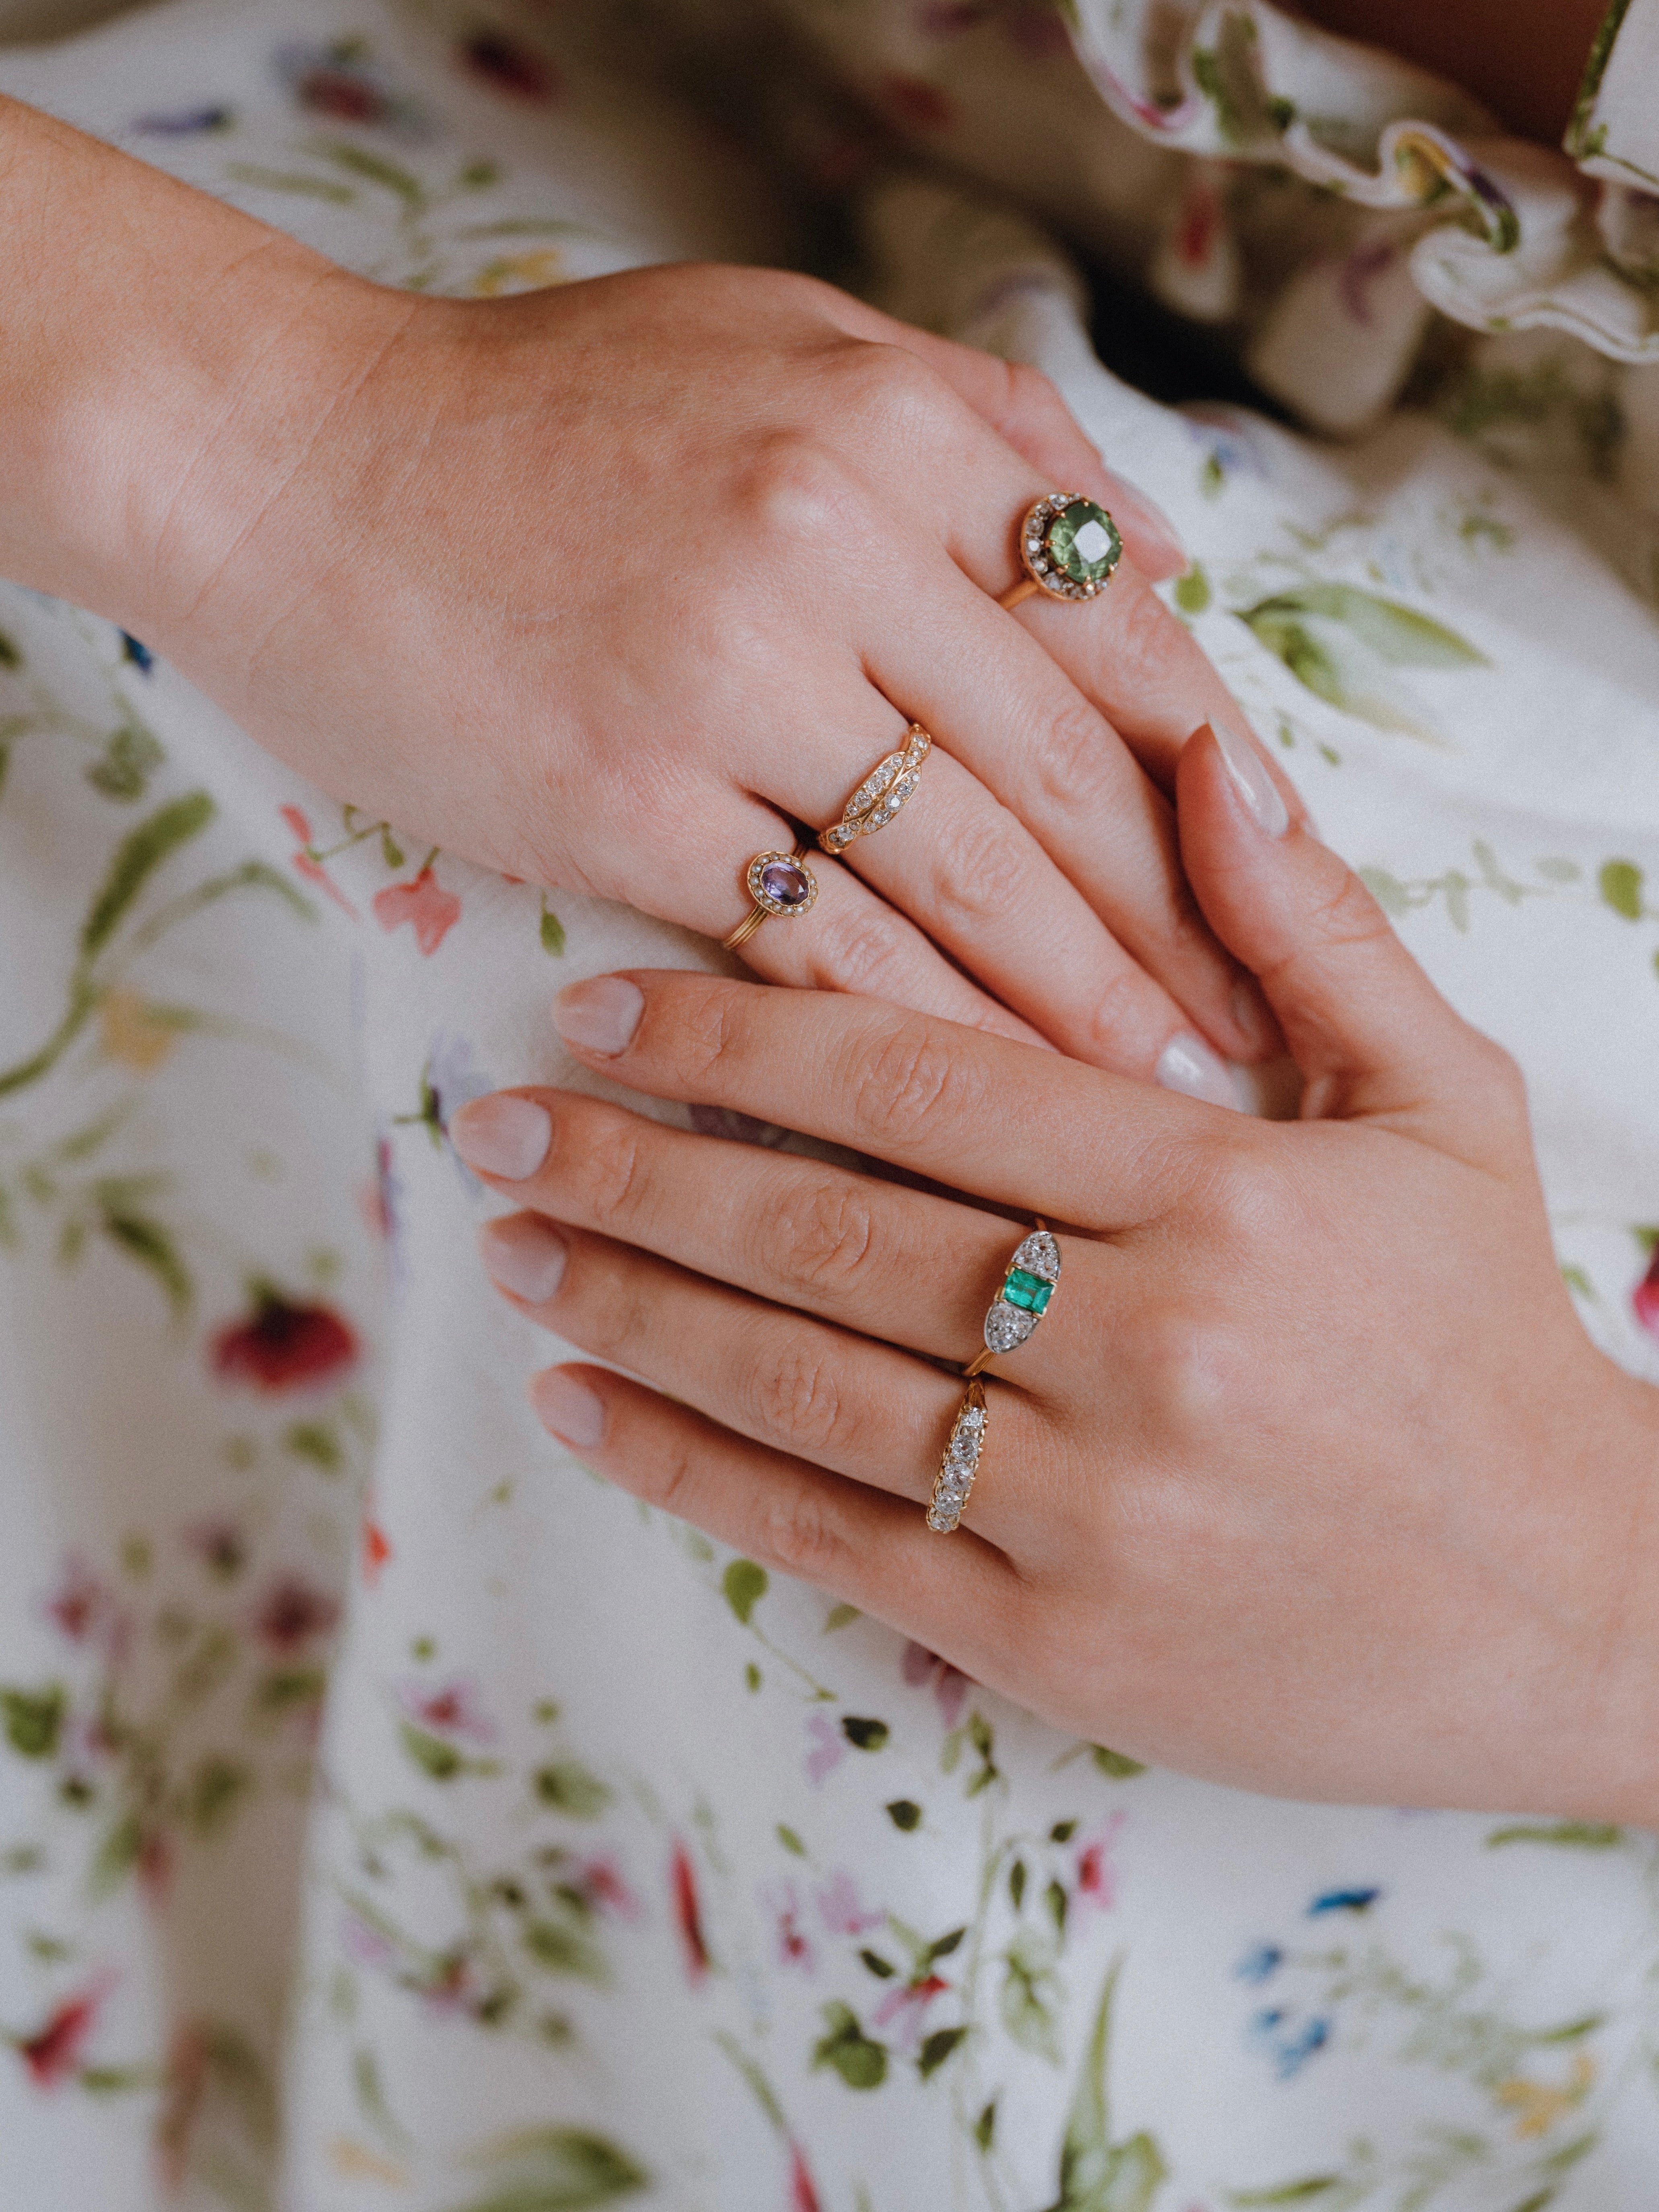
[1176,720,1529,1166]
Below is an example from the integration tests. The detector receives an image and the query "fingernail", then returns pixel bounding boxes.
[479,1215,568,1304]
[451,1094,552,1179]
[1156,1031,1244,1111]
[1211,719,1289,838]
[555,976,645,1057]
[530,1366,606,1448]
[1107,479,1186,579]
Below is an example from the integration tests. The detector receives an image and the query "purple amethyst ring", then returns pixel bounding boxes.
[722,843,819,953]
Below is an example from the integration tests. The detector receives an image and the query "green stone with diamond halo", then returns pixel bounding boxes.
[1019,493,1124,602]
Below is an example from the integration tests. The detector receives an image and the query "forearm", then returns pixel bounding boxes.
[0,94,376,637]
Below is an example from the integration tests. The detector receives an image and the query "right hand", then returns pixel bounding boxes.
[16,108,1289,1086]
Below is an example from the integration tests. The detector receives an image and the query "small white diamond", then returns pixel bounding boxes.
[1033,558,1048,573]
[1012,1231,1061,1281]
[984,1301,1035,1353]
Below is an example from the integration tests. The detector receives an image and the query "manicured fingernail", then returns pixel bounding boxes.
[451,1094,552,1179]
[1156,1031,1244,1111]
[555,976,645,1057]
[479,1215,567,1304]
[1211,719,1289,838]
[1107,479,1186,579]
[531,1366,606,1448]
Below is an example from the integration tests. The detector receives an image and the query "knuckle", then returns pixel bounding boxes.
[572,1111,648,1229]
[1099,572,1179,690]
[931,802,1034,927]
[1123,1302,1238,1437]
[833,338,939,425]
[1081,963,1161,1061]
[743,1339,846,1457]
[813,900,918,1002]
[849,1020,979,1149]
[665,977,746,1093]
[738,433,860,550]
[568,1249,649,1365]
[756,1479,848,1584]
[1303,867,1400,959]
[771,1176,877,1299]
[1026,693,1125,815]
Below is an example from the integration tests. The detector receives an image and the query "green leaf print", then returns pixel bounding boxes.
[82,791,216,960]
[100,1211,191,1316]
[1229,2186,1346,2206]
[917,2025,967,2078]
[1486,1821,1624,1849]
[842,1716,889,1751]
[524,1920,607,1982]
[320,142,427,208]
[1001,1924,1063,2065]
[1234,587,1484,739]
[722,1558,768,1624]
[1044,1957,1168,2212]
[85,720,164,802]
[226,162,356,204]
[1,1684,65,1758]
[1092,1747,1146,1779]
[0,627,19,667]
[532,1761,612,1819]
[448,2125,648,2212]
[1173,564,1211,615]
[812,2000,889,2089]
[1598,859,1645,919]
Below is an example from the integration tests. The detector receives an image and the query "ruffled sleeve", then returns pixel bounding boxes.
[1064,0,1659,430]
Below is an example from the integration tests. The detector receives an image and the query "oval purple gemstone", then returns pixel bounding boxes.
[759,859,811,907]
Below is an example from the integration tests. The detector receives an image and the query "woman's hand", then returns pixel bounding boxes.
[450,719,1659,1823]
[1,97,1280,1092]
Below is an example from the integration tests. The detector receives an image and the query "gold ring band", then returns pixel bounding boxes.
[999,493,1123,609]
[818,724,931,855]
[721,843,818,954]
[927,1378,989,1534]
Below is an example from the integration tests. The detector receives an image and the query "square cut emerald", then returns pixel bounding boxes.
[1002,1268,1053,1314]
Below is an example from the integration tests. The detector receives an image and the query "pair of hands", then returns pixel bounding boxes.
[10,96,1276,1098]
[452,721,1659,1823]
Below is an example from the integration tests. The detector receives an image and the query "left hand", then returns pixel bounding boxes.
[450,720,1659,1822]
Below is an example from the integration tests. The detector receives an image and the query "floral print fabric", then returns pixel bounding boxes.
[1,3,1659,2210]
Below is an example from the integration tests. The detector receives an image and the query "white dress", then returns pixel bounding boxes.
[2,3,1657,2208]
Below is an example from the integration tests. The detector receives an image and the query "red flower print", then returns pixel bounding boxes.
[1634,1245,1659,1342]
[1075,1811,1127,1912]
[766,1883,816,1973]
[296,67,389,123]
[372,866,462,955]
[670,1841,711,1984]
[281,804,359,918]
[573,1854,643,1924]
[789,2143,824,2212]
[211,1289,358,1393]
[362,1513,393,1587]
[16,1978,110,2089]
[881,74,955,131]
[44,1555,129,1663]
[1176,180,1223,270]
[874,1972,949,2052]
[460,31,557,102]
[901,1640,970,1727]
[397,1678,495,1743]
[253,1574,340,1656]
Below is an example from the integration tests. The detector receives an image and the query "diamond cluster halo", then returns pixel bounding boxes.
[927,1379,989,1534]
[982,1228,1061,1355]
[1017,494,1123,602]
[820,725,931,855]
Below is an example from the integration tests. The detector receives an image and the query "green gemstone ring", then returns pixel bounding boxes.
[964,1225,1062,1374]
[999,493,1124,609]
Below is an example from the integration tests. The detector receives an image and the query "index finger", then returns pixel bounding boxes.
[551,971,1207,1231]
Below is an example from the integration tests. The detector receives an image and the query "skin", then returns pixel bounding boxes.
[451,722,1659,1823]
[0,93,1286,1090]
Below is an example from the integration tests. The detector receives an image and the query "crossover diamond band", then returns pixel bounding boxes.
[818,724,931,855]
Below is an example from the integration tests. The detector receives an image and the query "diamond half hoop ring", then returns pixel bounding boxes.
[962,1221,1061,1377]
[722,843,818,954]
[927,1377,989,1534]
[997,494,1124,611]
[818,724,931,856]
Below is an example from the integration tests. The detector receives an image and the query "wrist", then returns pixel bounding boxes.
[0,95,391,641]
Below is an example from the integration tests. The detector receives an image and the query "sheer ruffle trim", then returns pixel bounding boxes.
[1066,0,1659,372]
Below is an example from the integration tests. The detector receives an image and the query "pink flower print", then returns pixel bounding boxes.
[281,804,359,918]
[901,1641,969,1727]
[1634,1244,1659,1341]
[44,1556,130,1664]
[789,2144,824,2212]
[341,1910,395,1970]
[1075,1812,1127,1912]
[573,1854,643,1924]
[804,1713,846,1786]
[252,1574,340,1656]
[373,865,461,955]
[670,1841,711,1984]
[397,1678,495,1743]
[16,1976,111,2089]
[765,1883,816,1973]
[816,1871,884,1937]
[874,1972,949,2053]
